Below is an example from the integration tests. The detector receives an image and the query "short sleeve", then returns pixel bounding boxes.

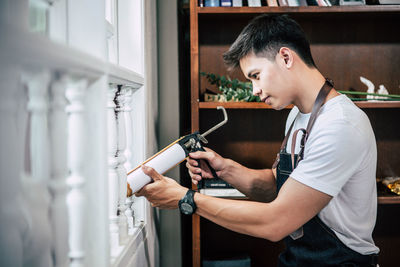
[289,120,366,197]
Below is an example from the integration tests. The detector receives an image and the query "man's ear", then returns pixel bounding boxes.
[278,47,293,69]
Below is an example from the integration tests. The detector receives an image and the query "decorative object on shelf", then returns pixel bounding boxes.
[360,76,375,100]
[376,85,389,99]
[382,177,400,195]
[201,72,261,102]
[359,76,395,101]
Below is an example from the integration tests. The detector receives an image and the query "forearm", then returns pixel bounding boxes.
[220,159,277,202]
[194,193,281,241]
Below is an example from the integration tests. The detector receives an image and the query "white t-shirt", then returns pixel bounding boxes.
[285,94,379,255]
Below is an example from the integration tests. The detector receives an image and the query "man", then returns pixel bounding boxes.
[136,14,379,266]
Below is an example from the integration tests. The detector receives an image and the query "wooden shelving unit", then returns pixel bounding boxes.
[199,102,290,109]
[378,195,400,204]
[189,1,400,266]
[199,101,400,109]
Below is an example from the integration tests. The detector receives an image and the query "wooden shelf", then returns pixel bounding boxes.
[199,101,400,109]
[199,102,291,109]
[378,195,400,204]
[197,5,400,14]
[352,101,400,108]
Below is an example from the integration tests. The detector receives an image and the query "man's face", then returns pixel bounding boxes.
[239,52,293,110]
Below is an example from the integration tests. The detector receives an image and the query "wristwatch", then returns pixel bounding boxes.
[178,189,197,215]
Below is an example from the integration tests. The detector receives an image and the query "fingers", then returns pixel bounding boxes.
[134,176,156,197]
[203,147,214,153]
[185,161,202,183]
[187,157,199,167]
[189,150,215,162]
[185,161,202,175]
[135,187,145,197]
[142,165,162,181]
[189,150,218,169]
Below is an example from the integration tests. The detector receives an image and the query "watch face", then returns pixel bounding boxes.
[180,202,193,215]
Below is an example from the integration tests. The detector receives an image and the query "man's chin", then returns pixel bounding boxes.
[272,103,288,110]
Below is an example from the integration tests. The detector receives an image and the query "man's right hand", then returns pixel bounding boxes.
[185,147,226,185]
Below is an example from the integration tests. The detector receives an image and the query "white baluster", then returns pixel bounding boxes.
[66,78,88,267]
[122,87,135,230]
[115,86,129,244]
[107,85,120,249]
[24,70,53,267]
[26,71,51,183]
[49,75,69,267]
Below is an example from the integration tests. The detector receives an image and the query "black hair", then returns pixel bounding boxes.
[223,14,316,70]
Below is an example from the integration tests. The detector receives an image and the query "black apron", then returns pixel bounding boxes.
[272,79,378,267]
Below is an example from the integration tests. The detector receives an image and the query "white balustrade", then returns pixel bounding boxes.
[49,74,69,267]
[24,70,53,267]
[107,84,120,249]
[65,78,88,267]
[26,71,52,183]
[122,86,136,230]
[115,86,129,244]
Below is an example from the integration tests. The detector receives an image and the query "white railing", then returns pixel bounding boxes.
[123,87,136,230]
[0,68,144,267]
[115,86,129,245]
[24,70,53,267]
[0,1,151,266]
[107,83,144,262]
[108,84,121,250]
[65,77,89,267]
[49,75,70,267]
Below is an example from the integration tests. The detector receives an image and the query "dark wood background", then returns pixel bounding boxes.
[179,2,400,266]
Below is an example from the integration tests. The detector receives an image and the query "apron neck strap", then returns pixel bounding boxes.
[272,78,334,169]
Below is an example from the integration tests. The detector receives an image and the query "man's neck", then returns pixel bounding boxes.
[292,69,337,114]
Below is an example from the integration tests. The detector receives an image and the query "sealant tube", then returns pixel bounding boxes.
[127,142,187,193]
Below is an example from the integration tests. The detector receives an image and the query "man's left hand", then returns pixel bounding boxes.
[135,165,188,209]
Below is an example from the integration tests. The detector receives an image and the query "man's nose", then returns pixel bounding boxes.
[252,84,262,96]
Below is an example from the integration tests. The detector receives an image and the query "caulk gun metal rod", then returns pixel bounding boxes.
[201,106,228,138]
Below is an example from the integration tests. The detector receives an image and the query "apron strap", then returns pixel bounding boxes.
[272,78,334,170]
[291,128,306,170]
[272,119,296,169]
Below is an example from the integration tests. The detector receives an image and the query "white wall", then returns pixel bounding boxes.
[157,0,182,266]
